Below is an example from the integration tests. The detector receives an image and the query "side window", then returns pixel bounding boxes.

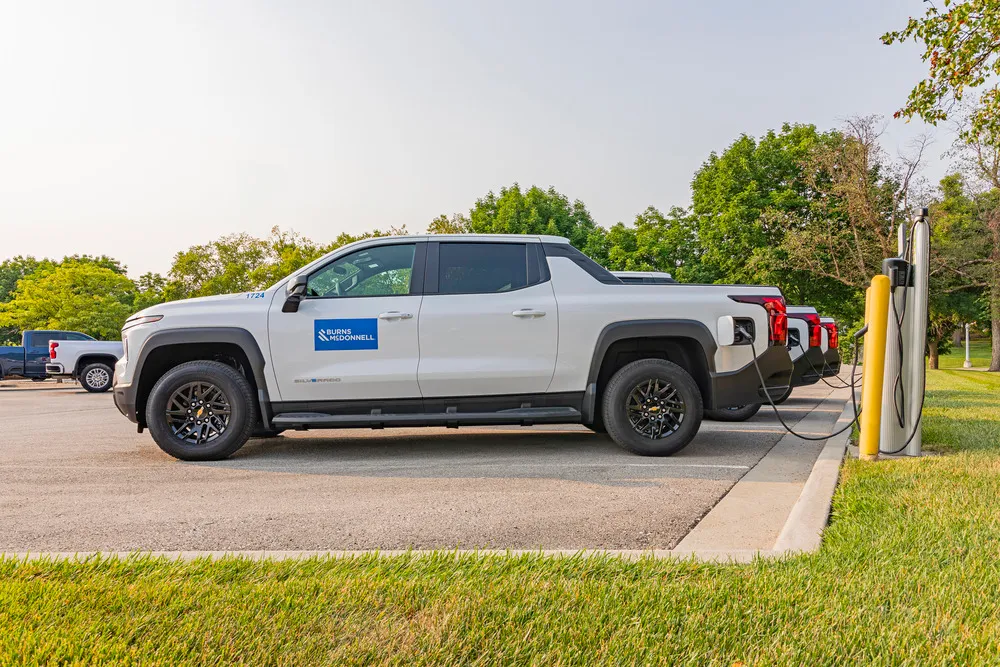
[66,332,94,341]
[438,243,530,295]
[30,332,64,347]
[307,244,416,298]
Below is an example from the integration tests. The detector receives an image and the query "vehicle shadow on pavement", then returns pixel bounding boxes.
[185,424,776,485]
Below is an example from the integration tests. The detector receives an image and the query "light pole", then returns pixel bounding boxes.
[964,323,973,369]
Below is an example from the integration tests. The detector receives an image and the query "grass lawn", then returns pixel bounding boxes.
[3,347,999,664]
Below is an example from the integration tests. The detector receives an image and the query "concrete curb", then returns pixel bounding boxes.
[771,394,855,553]
[4,391,856,565]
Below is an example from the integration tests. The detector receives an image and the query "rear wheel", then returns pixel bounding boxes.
[602,358,702,456]
[146,360,256,461]
[704,403,762,422]
[80,362,114,393]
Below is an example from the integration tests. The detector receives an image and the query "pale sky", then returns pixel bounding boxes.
[1,0,946,278]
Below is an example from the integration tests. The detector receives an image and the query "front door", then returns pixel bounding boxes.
[417,241,558,397]
[268,241,424,402]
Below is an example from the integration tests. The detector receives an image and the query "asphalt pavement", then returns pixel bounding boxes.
[0,381,843,552]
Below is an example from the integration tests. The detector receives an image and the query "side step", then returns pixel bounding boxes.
[271,406,582,429]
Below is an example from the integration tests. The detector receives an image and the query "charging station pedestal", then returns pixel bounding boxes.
[877,212,929,456]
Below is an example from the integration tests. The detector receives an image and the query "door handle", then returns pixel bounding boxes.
[512,309,546,318]
[378,311,413,320]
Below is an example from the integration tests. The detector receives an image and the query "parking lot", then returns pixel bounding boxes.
[1,381,844,553]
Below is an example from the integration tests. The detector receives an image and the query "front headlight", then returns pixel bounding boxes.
[122,314,163,333]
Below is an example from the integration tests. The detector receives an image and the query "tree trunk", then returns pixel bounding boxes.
[952,328,964,347]
[929,336,940,370]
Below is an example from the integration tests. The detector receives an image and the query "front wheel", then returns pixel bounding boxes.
[146,360,257,461]
[80,362,114,392]
[602,358,703,456]
[704,403,762,422]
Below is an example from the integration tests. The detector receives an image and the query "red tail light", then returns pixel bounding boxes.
[805,314,822,347]
[49,341,58,359]
[729,295,788,346]
[823,322,838,348]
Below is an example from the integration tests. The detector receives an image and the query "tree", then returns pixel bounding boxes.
[603,206,709,281]
[0,264,140,340]
[883,0,1000,141]
[467,184,610,264]
[427,213,470,234]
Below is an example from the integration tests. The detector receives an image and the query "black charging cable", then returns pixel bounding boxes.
[741,324,863,441]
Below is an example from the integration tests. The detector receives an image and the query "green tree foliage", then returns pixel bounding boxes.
[0,264,140,340]
[883,0,1000,140]
[603,206,710,282]
[427,213,470,234]
[467,184,610,265]
[165,226,410,299]
[690,123,860,325]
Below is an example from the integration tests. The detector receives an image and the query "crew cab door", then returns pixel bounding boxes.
[267,241,425,402]
[417,241,558,397]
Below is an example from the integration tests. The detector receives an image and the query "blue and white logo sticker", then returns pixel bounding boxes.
[314,318,378,351]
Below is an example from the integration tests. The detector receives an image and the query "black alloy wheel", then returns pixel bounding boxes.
[165,381,232,445]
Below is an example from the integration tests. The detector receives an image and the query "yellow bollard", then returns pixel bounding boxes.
[859,275,891,460]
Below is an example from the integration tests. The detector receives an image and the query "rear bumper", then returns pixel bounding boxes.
[113,378,138,423]
[45,363,67,375]
[710,345,793,409]
[790,347,826,387]
[823,349,841,377]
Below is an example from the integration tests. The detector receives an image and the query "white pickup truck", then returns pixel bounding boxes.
[112,235,794,460]
[46,339,124,392]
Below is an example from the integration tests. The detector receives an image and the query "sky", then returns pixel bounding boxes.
[1,0,949,278]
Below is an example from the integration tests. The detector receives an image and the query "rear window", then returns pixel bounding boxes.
[438,243,530,294]
[542,244,622,284]
[29,332,65,347]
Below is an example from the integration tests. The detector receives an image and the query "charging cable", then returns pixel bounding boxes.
[740,324,863,441]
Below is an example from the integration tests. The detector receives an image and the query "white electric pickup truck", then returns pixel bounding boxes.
[46,339,124,392]
[113,235,793,460]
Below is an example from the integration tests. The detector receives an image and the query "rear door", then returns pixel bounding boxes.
[26,331,66,375]
[416,241,558,397]
[268,240,425,402]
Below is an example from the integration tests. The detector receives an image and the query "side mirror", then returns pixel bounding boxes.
[282,276,308,313]
[717,315,736,346]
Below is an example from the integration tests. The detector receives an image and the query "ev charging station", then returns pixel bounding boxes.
[859,209,930,460]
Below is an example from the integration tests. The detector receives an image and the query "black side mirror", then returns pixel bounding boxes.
[282,277,308,313]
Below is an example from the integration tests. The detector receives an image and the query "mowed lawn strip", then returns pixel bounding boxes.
[3,350,999,664]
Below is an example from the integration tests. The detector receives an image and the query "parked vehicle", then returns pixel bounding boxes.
[0,330,95,381]
[113,234,793,460]
[611,271,677,284]
[819,317,841,377]
[46,338,124,392]
[784,306,827,399]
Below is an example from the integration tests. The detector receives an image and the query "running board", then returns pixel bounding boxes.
[270,406,582,429]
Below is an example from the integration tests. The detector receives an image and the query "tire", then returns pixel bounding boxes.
[705,403,762,422]
[146,360,257,461]
[602,358,703,456]
[80,362,114,393]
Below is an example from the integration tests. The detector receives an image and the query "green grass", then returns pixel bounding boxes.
[938,339,992,370]
[4,350,1000,664]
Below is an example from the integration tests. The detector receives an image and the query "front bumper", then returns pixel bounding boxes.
[113,378,139,423]
[710,344,793,409]
[823,349,841,377]
[790,347,826,387]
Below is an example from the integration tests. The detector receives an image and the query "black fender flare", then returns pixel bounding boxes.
[133,327,273,428]
[583,319,718,422]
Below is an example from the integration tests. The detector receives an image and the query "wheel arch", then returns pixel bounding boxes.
[132,328,271,429]
[75,354,120,376]
[583,320,718,423]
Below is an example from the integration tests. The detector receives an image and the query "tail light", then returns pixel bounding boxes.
[823,322,839,348]
[803,313,822,347]
[49,341,58,359]
[729,295,788,346]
